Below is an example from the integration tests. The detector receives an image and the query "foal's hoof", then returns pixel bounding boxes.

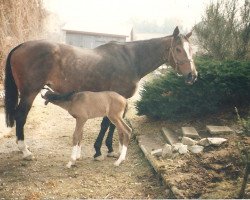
[66,162,72,168]
[23,154,34,161]
[94,155,104,161]
[114,158,125,166]
[114,160,121,167]
[107,152,119,158]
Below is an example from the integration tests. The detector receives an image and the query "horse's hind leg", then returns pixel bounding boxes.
[106,123,119,158]
[16,93,37,160]
[94,117,110,160]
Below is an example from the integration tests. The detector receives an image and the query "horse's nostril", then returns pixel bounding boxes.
[185,72,196,84]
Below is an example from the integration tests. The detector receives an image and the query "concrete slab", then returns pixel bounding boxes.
[162,127,179,145]
[137,134,166,173]
[181,127,200,139]
[206,125,234,135]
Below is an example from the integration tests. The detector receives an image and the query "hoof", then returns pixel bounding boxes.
[23,154,34,161]
[107,152,119,158]
[94,155,104,161]
[66,162,72,168]
[114,160,121,166]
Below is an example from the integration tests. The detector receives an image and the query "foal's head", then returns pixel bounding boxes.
[167,26,198,84]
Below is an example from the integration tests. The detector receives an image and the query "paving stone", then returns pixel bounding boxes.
[151,148,162,157]
[162,127,179,145]
[181,136,197,146]
[181,127,200,139]
[188,145,204,154]
[162,144,172,158]
[206,125,234,135]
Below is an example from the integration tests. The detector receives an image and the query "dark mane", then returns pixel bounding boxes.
[44,91,75,102]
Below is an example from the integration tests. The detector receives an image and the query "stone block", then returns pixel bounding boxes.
[162,144,172,158]
[151,148,162,157]
[206,125,234,135]
[162,127,178,145]
[181,136,197,146]
[181,127,200,139]
[188,145,204,154]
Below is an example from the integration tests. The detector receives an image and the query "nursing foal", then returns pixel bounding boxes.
[41,88,131,168]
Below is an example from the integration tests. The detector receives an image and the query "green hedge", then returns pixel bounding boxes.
[136,58,250,119]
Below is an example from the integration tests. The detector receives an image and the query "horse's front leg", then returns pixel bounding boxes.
[67,118,86,168]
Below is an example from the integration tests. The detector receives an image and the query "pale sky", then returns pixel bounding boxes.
[44,0,212,32]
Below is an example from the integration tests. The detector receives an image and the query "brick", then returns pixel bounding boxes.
[206,125,234,135]
[181,127,200,139]
[162,127,179,145]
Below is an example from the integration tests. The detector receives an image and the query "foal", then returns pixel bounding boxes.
[41,88,131,168]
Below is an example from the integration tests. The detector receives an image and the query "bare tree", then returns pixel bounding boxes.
[194,0,250,60]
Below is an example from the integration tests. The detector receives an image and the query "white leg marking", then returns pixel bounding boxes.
[114,145,127,166]
[67,145,78,168]
[76,145,81,160]
[18,141,32,159]
[119,143,122,153]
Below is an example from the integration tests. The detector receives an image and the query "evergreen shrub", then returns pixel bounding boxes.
[136,58,250,119]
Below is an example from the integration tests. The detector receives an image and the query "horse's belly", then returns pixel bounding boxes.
[86,107,107,119]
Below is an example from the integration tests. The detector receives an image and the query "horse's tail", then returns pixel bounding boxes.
[4,44,23,127]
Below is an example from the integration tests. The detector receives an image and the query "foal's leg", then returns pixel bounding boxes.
[94,117,110,159]
[16,93,37,160]
[111,118,131,166]
[67,118,86,168]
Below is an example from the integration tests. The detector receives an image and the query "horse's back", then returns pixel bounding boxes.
[9,40,100,93]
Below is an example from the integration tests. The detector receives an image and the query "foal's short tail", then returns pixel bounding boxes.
[4,44,23,127]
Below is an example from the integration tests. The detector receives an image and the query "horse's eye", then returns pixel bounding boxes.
[176,47,182,53]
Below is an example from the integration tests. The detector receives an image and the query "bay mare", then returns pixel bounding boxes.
[4,26,197,160]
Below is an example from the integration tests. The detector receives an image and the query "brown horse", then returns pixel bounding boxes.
[4,26,197,160]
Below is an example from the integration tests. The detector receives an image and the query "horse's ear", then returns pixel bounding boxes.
[186,31,192,39]
[173,26,180,38]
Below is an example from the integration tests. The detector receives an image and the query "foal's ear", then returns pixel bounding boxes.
[173,26,180,38]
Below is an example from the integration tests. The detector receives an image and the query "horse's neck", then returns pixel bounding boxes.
[131,36,172,78]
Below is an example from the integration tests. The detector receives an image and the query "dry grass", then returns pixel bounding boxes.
[0,0,46,82]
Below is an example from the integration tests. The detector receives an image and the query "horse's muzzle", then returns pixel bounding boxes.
[185,72,197,85]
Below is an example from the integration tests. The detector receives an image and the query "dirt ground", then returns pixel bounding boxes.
[0,78,249,199]
[130,109,249,198]
[0,94,167,200]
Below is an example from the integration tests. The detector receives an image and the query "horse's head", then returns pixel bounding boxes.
[167,26,198,84]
